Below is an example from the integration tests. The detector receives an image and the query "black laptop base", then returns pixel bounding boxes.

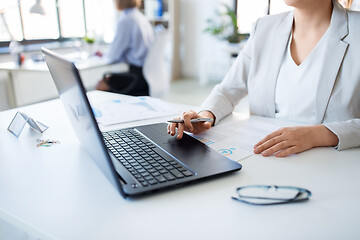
[105,123,242,196]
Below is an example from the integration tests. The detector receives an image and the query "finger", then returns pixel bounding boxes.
[169,123,178,136]
[185,110,200,128]
[254,135,284,154]
[261,141,291,157]
[182,112,194,132]
[202,122,211,130]
[177,122,185,140]
[188,110,199,118]
[169,117,182,135]
[276,146,298,158]
[254,128,284,148]
[167,123,172,134]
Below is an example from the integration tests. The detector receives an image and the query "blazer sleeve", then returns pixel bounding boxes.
[199,20,259,126]
[323,119,360,150]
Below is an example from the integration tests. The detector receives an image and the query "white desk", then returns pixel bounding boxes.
[0,57,127,108]
[0,92,360,240]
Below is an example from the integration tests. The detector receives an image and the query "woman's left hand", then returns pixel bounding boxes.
[253,125,339,157]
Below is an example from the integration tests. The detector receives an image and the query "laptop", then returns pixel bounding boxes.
[42,48,242,197]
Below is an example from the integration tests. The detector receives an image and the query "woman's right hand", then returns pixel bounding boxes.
[167,110,214,140]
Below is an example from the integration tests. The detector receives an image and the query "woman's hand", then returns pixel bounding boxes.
[254,125,339,157]
[167,110,214,140]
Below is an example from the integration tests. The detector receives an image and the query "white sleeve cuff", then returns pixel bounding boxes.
[323,119,360,151]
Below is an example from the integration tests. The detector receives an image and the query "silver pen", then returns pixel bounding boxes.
[167,117,213,123]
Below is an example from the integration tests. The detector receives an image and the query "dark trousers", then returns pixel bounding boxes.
[105,65,149,96]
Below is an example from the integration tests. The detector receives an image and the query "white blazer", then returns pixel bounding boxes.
[201,1,360,150]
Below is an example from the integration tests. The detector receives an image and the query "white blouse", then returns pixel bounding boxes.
[275,31,330,124]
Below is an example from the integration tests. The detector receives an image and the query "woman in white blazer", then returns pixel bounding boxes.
[169,0,360,157]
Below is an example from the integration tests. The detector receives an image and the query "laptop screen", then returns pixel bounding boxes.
[42,48,123,194]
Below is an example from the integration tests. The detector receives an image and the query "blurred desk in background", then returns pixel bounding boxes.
[0,56,127,108]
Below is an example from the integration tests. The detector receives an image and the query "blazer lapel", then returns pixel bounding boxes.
[265,12,293,117]
[315,1,349,123]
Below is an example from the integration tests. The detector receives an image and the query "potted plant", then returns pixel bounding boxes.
[205,4,249,44]
[82,33,98,57]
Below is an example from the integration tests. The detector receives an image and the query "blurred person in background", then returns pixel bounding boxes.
[96,0,154,96]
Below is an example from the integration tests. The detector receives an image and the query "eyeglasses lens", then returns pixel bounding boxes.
[236,186,308,205]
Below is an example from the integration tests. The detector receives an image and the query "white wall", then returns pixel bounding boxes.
[0,54,13,110]
[177,0,360,81]
[178,0,233,81]
[0,71,9,111]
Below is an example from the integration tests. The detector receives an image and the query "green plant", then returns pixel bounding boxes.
[83,35,95,44]
[205,4,249,44]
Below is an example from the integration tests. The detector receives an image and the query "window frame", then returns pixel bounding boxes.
[0,0,88,49]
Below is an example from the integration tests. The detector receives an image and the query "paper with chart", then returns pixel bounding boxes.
[91,96,181,126]
[191,117,281,162]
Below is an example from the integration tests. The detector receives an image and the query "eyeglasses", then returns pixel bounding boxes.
[232,185,312,205]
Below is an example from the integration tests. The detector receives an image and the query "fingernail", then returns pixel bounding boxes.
[262,151,268,156]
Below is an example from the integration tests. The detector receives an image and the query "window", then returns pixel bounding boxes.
[235,0,292,34]
[0,0,115,47]
[58,0,85,38]
[269,0,293,15]
[236,0,269,34]
[84,0,116,43]
[20,0,59,40]
[236,0,359,33]
[0,0,23,41]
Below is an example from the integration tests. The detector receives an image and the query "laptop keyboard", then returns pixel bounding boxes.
[102,129,194,187]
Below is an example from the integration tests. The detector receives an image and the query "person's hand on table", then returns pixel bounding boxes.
[168,110,214,140]
[254,125,339,157]
[95,76,110,91]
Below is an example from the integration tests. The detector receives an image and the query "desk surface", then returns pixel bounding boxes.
[0,56,116,72]
[0,92,359,240]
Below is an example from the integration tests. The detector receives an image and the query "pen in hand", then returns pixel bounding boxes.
[167,117,213,123]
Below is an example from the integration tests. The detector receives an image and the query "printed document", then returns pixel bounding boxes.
[88,91,184,126]
[192,116,282,162]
